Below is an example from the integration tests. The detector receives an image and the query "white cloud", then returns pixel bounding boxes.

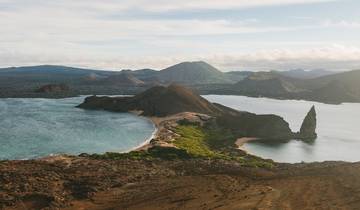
[322,20,360,28]
[205,45,360,71]
[108,0,336,12]
[1,44,360,71]
[0,0,358,71]
[0,0,335,13]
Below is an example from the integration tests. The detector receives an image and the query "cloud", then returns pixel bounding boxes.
[0,0,358,72]
[107,0,336,12]
[0,0,335,13]
[204,45,360,71]
[1,44,360,71]
[322,20,360,28]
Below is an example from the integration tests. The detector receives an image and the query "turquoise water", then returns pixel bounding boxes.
[0,97,155,160]
[205,95,360,163]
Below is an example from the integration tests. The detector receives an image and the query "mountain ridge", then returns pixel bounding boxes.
[1,62,359,104]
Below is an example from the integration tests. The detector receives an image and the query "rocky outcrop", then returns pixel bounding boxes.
[297,106,317,140]
[77,84,297,140]
[211,103,294,140]
[77,84,222,117]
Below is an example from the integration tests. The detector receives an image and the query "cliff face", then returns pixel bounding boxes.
[212,103,294,140]
[297,106,317,140]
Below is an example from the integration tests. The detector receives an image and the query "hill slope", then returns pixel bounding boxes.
[278,69,336,79]
[95,73,145,86]
[208,70,360,104]
[78,84,222,116]
[157,61,231,84]
[211,72,307,98]
[0,65,115,79]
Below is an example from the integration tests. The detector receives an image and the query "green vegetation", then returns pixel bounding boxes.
[174,125,227,159]
[89,124,273,168]
[177,118,201,127]
[89,146,192,161]
[174,125,273,168]
[174,125,240,160]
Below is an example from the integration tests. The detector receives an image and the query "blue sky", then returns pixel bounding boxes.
[0,0,359,71]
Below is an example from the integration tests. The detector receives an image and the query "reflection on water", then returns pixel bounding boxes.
[204,95,360,163]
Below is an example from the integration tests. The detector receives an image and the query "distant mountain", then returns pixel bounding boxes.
[230,78,295,97]
[2,63,360,104]
[0,65,147,97]
[0,65,115,77]
[120,69,158,80]
[0,62,235,97]
[278,69,336,79]
[301,70,360,103]
[120,61,235,85]
[0,65,117,86]
[224,71,253,82]
[209,69,360,104]
[96,73,145,86]
[211,72,306,98]
[0,61,232,88]
[156,61,231,84]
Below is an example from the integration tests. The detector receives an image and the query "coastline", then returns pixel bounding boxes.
[235,137,259,147]
[235,137,259,154]
[133,113,262,154]
[32,112,261,160]
[133,115,179,151]
[133,112,214,151]
[37,112,160,161]
[128,116,159,152]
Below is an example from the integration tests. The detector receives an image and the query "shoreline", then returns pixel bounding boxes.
[235,137,259,147]
[12,113,163,161]
[127,116,159,152]
[23,112,160,161]
[132,113,263,156]
[133,112,213,151]
[235,137,259,154]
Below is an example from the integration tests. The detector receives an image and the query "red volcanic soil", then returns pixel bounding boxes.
[1,156,360,210]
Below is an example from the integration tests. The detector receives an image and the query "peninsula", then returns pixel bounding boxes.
[78,84,317,142]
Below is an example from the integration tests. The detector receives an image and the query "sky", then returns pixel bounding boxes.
[0,0,360,71]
